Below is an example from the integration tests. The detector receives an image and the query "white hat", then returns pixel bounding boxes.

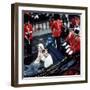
[38,43,45,50]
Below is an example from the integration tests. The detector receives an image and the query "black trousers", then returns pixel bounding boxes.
[24,38,32,55]
[28,40,32,55]
[24,38,33,65]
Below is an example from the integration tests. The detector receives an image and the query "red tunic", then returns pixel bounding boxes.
[50,19,63,38]
[66,31,80,53]
[24,23,33,40]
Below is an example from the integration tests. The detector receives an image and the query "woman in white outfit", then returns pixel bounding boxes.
[24,43,53,76]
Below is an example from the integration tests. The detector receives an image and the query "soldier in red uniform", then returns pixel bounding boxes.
[62,31,80,55]
[74,16,80,26]
[50,14,63,50]
[66,31,80,53]
[24,21,33,55]
[69,15,80,35]
[24,21,33,42]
